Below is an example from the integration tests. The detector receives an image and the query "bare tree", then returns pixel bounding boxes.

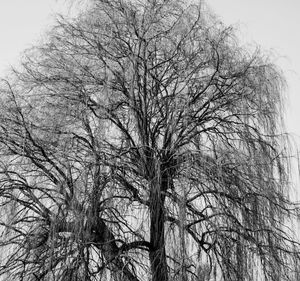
[0,0,299,280]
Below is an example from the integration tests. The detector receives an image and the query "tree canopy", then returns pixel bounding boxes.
[0,0,299,280]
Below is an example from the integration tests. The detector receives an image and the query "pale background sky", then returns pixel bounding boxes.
[0,0,62,73]
[209,0,300,143]
[0,0,299,141]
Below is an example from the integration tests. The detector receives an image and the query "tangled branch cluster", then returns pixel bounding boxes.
[0,1,299,280]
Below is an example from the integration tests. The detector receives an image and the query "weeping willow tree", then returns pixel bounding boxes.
[0,0,299,280]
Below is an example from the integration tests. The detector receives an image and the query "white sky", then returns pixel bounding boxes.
[0,0,60,73]
[208,0,300,141]
[0,0,299,139]
[0,0,82,73]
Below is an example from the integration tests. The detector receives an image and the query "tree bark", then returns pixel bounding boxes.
[149,177,168,281]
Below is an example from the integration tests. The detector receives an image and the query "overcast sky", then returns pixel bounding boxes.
[0,0,83,74]
[0,0,299,139]
[0,0,60,73]
[208,0,300,142]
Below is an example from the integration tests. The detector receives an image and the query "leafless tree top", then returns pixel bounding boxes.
[0,1,299,280]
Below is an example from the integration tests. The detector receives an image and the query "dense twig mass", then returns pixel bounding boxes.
[0,0,299,280]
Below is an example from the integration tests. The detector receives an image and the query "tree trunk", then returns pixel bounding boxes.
[149,177,168,281]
